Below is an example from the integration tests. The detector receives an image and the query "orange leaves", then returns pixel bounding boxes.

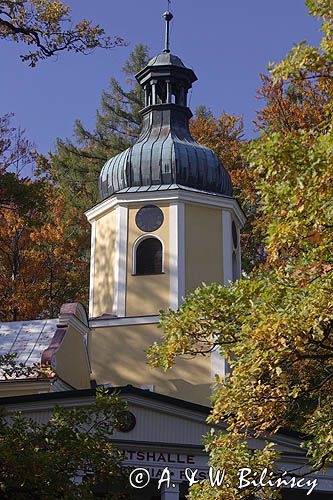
[254,74,329,135]
[0,182,89,321]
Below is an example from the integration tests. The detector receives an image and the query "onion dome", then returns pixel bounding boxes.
[99,12,233,200]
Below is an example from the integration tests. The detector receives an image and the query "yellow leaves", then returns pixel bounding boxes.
[289,387,300,398]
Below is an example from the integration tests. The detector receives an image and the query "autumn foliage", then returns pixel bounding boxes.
[0,0,126,66]
[148,1,333,498]
[0,176,88,321]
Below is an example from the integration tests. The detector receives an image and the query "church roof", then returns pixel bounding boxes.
[98,11,233,201]
[99,106,233,200]
[147,52,186,68]
[0,319,57,377]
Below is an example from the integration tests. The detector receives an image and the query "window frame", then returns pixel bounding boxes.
[132,235,165,276]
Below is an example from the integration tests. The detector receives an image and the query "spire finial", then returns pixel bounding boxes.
[163,8,173,53]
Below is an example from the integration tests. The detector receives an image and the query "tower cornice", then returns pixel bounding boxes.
[85,187,246,227]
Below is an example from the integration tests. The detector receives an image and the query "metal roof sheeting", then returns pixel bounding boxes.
[99,48,233,201]
[0,319,58,377]
[99,106,233,200]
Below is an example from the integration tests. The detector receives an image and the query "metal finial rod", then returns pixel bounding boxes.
[163,11,173,53]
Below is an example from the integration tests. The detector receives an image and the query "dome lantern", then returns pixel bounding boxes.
[99,11,233,200]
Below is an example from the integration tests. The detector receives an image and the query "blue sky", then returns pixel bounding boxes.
[1,0,322,154]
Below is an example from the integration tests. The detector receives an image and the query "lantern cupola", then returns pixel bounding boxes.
[99,11,233,200]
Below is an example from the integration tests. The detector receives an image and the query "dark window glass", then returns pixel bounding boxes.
[136,238,163,275]
[232,221,238,249]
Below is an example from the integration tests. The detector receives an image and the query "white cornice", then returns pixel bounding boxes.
[3,396,95,413]
[89,315,160,329]
[0,379,51,393]
[58,314,90,338]
[85,189,246,227]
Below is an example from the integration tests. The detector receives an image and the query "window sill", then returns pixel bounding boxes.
[132,272,166,276]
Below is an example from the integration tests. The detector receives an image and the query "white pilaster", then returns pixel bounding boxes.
[113,205,128,317]
[222,210,233,285]
[88,220,96,317]
[211,210,234,388]
[161,482,180,500]
[211,346,230,387]
[169,202,185,310]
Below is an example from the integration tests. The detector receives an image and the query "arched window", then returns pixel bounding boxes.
[135,237,163,275]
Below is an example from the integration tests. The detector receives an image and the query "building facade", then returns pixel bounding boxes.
[0,10,332,500]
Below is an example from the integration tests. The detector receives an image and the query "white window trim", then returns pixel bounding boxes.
[132,234,165,275]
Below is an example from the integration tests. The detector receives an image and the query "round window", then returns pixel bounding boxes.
[136,205,164,232]
[115,411,136,433]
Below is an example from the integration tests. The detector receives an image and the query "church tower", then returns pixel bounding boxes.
[85,11,245,405]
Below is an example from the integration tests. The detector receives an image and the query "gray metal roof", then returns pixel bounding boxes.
[0,319,58,378]
[99,39,233,201]
[99,105,233,199]
[147,52,186,68]
[115,184,233,196]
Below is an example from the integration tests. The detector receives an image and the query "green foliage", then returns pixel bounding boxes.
[0,387,131,499]
[190,433,278,500]
[0,353,41,379]
[148,1,333,496]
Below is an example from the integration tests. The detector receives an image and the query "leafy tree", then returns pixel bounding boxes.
[39,44,149,213]
[148,1,333,498]
[1,47,150,321]
[0,113,37,210]
[0,184,89,321]
[0,352,43,379]
[0,0,126,66]
[0,385,132,499]
[254,74,329,134]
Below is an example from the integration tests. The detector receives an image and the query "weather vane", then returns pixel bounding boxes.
[163,1,173,53]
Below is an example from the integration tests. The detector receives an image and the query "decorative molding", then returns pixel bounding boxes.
[59,303,89,327]
[50,378,74,393]
[169,202,185,310]
[85,188,246,228]
[58,303,90,344]
[132,234,165,275]
[0,379,51,394]
[140,384,155,392]
[113,205,128,317]
[58,314,90,339]
[88,220,96,317]
[89,315,160,329]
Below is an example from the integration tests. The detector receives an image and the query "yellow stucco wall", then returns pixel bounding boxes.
[89,323,211,406]
[54,325,91,390]
[126,205,170,316]
[93,208,117,317]
[185,203,223,293]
